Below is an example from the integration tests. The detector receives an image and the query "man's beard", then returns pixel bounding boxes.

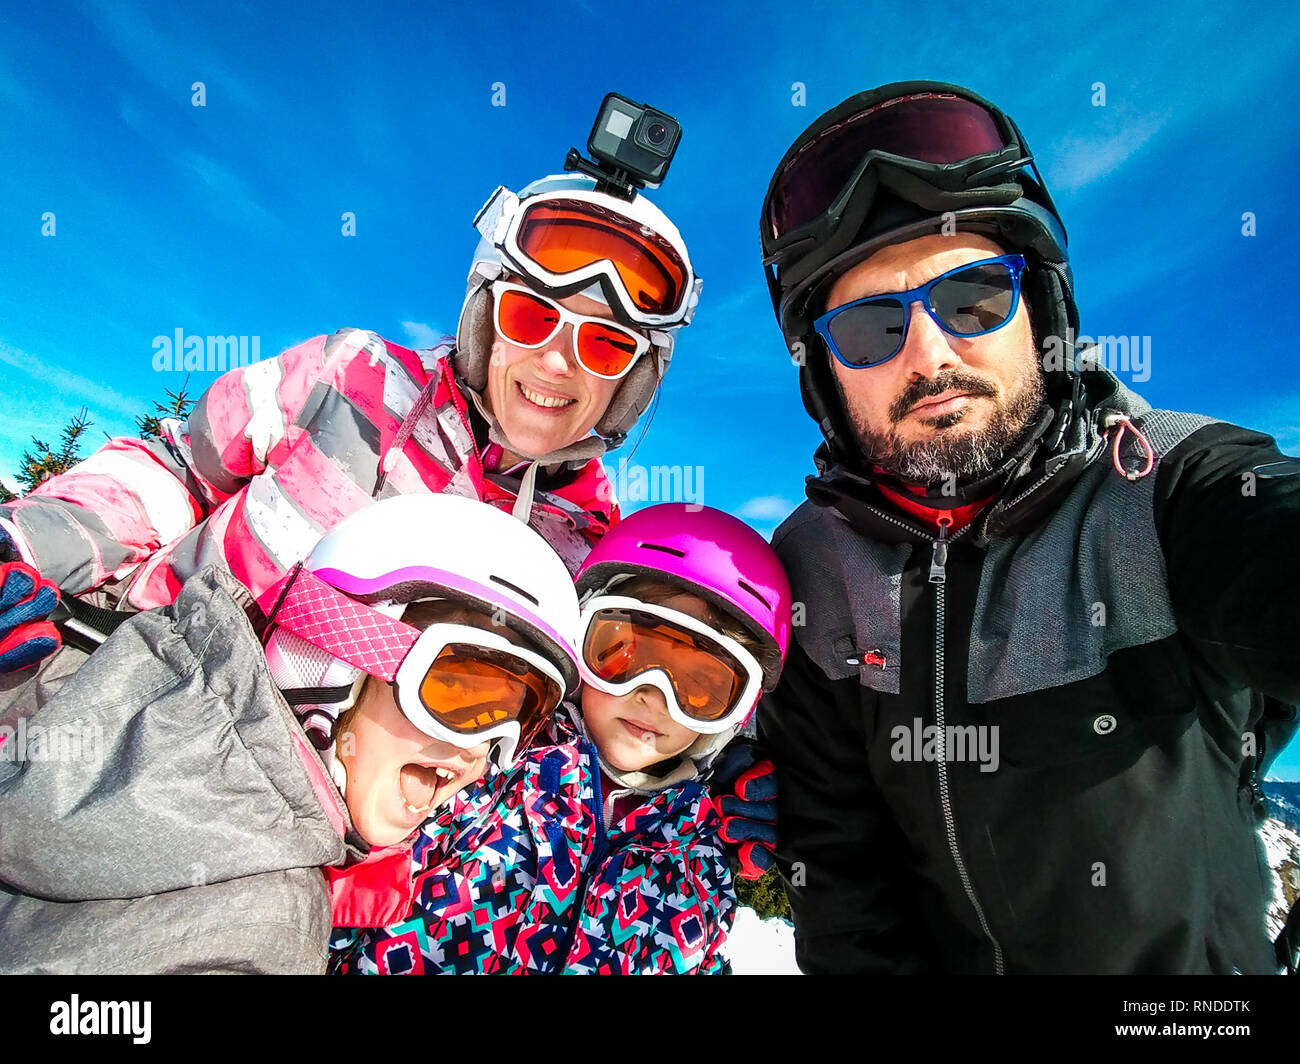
[839,362,1048,485]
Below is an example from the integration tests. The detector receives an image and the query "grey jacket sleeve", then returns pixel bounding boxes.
[0,566,352,973]
[0,870,332,975]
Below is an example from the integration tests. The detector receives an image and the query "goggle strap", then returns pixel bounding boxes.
[473,185,514,243]
[269,567,419,682]
[281,684,358,707]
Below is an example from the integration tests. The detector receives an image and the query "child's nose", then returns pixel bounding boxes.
[633,683,670,716]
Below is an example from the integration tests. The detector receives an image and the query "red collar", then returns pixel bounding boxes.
[872,471,993,535]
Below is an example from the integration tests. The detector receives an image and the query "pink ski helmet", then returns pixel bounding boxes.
[575,503,793,690]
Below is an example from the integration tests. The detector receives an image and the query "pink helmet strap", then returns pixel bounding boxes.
[266,567,420,682]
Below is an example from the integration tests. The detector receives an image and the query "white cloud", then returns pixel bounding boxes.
[1218,392,1300,456]
[1255,414,1300,457]
[82,4,263,115]
[737,495,796,522]
[401,321,444,349]
[182,152,277,228]
[0,340,150,491]
[1049,114,1171,195]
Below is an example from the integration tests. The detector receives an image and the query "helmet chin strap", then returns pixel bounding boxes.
[286,676,369,799]
[330,751,349,798]
[511,460,541,523]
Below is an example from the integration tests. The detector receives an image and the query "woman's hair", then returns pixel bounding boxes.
[611,574,765,658]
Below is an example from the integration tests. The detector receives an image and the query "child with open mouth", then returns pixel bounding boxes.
[0,494,581,973]
[330,503,792,974]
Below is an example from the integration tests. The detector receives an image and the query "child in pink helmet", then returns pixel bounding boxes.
[0,495,583,973]
[331,502,792,974]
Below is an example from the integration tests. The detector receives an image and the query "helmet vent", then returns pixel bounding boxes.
[639,542,686,558]
[738,580,771,610]
[489,574,539,606]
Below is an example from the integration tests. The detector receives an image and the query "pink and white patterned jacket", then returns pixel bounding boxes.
[0,329,619,608]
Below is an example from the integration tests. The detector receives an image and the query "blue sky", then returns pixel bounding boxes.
[2,0,1298,774]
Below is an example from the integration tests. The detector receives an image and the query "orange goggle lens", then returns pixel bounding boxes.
[417,643,562,739]
[495,287,646,378]
[582,609,747,722]
[517,199,687,317]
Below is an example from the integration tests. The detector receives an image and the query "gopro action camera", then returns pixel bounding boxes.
[585,93,681,188]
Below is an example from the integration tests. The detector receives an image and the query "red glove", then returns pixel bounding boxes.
[711,739,778,881]
[0,562,61,673]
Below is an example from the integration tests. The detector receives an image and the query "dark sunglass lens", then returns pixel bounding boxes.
[828,299,906,365]
[931,263,1015,335]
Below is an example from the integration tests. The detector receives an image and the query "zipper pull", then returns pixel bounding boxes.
[929,516,953,585]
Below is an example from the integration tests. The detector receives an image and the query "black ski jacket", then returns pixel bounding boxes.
[757,368,1300,974]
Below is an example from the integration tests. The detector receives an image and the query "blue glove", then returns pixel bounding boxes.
[0,524,19,564]
[711,738,778,880]
[0,562,62,673]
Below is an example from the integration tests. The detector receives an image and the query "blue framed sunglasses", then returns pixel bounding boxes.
[813,254,1026,369]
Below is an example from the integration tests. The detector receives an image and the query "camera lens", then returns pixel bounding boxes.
[629,110,678,162]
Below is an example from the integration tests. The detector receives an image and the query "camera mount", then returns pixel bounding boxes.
[563,148,640,202]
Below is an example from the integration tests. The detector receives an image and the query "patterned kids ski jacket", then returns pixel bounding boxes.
[329,721,737,975]
[0,330,618,609]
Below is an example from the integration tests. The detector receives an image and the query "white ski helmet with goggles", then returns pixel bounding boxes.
[263,494,581,781]
[455,174,702,465]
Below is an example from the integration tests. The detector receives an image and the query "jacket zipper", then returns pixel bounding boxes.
[556,745,608,970]
[842,496,1009,970]
[929,516,1006,975]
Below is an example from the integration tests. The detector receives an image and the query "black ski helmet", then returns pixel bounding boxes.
[760,81,1080,465]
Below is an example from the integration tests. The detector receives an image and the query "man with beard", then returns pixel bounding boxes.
[754,82,1300,974]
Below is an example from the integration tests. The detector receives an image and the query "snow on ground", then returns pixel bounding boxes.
[1262,817,1300,941]
[723,820,1298,974]
[725,907,800,975]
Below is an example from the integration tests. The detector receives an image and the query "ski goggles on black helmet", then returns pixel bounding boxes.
[759,83,1060,288]
[761,83,1055,265]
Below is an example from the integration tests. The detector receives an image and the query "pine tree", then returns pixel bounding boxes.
[12,408,92,495]
[137,377,195,440]
[3,380,198,499]
[735,867,792,921]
